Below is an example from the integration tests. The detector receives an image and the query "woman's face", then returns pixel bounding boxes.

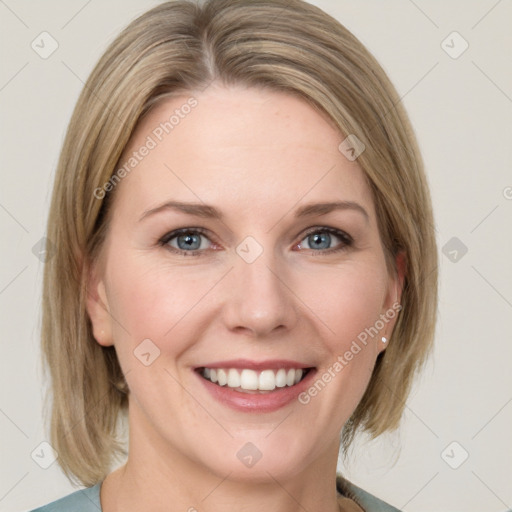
[87,84,402,481]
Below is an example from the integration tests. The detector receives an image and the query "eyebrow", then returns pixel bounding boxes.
[139,200,369,223]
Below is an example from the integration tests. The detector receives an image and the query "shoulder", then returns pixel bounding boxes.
[337,474,402,512]
[28,477,397,512]
[28,484,102,512]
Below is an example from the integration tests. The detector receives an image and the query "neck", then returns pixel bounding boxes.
[101,407,342,512]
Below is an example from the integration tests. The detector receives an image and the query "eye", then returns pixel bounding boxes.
[159,228,214,256]
[158,226,353,257]
[296,227,353,254]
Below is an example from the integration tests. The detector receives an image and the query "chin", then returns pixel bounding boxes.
[195,436,314,483]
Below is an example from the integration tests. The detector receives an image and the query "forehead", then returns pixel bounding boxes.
[114,84,374,217]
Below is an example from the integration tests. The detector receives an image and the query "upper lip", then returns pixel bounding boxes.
[195,359,315,371]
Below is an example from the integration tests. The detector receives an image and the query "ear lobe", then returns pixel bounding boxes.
[85,263,114,347]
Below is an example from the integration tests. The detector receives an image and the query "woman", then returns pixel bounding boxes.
[31,0,437,510]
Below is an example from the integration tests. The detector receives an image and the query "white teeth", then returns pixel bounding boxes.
[200,367,309,391]
[227,368,240,388]
[240,369,259,390]
[275,368,287,388]
[259,370,276,391]
[217,369,227,386]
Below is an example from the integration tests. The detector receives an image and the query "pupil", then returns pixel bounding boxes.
[310,232,330,250]
[178,233,200,250]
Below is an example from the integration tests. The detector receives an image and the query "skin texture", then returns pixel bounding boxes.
[87,83,403,512]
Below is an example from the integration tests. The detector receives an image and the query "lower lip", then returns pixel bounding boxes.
[194,369,317,413]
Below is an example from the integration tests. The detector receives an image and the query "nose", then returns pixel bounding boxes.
[221,246,298,338]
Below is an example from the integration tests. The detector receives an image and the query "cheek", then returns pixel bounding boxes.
[296,306,383,432]
[294,261,388,411]
[299,260,388,350]
[104,254,209,357]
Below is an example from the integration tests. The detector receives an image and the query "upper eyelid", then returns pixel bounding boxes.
[300,225,352,239]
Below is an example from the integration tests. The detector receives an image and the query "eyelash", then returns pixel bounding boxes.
[158,226,353,257]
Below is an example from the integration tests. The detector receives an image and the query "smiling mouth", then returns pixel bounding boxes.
[195,367,314,393]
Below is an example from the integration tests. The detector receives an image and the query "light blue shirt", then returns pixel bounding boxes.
[29,484,101,511]
[29,477,402,511]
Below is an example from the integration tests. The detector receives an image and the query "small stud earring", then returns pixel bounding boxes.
[381,336,388,343]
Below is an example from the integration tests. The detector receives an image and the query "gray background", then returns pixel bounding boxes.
[1,1,511,511]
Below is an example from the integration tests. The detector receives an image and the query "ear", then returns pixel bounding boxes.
[85,260,114,347]
[379,250,407,352]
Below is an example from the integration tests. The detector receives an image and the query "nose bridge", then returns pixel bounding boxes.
[223,236,296,335]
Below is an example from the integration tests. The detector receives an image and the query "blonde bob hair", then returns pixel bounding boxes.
[42,0,438,487]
